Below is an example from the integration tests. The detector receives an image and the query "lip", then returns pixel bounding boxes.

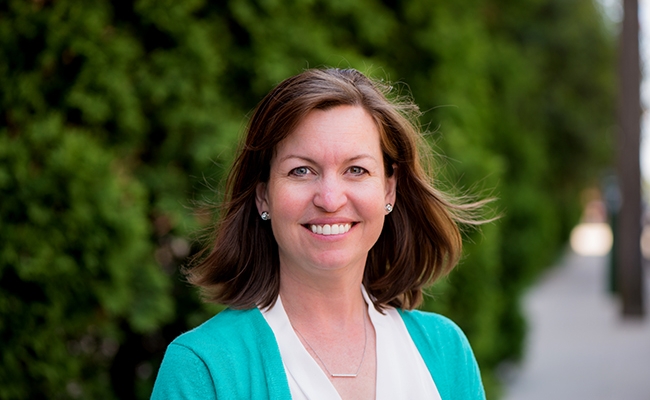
[304,218,356,225]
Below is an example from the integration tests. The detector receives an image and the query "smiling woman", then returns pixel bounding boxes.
[256,106,395,281]
[151,68,488,400]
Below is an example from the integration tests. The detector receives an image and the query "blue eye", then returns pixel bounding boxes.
[349,166,367,175]
[291,167,310,176]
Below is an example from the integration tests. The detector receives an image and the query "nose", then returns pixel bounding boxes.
[313,174,347,212]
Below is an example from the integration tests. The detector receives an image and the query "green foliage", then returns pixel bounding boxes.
[0,0,615,398]
[0,115,173,398]
[407,2,615,394]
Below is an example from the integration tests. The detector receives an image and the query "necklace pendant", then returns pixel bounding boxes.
[330,373,358,378]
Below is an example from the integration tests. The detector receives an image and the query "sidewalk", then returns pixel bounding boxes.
[501,250,650,400]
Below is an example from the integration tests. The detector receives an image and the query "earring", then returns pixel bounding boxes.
[385,203,393,213]
[261,211,270,220]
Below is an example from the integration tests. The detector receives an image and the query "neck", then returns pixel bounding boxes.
[279,267,366,329]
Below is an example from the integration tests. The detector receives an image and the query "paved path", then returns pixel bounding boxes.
[501,251,650,400]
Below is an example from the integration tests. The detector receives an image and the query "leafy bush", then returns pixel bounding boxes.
[0,0,614,398]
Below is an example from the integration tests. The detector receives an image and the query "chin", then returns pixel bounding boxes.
[310,253,368,272]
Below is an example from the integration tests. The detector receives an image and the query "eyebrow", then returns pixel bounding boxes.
[277,154,378,164]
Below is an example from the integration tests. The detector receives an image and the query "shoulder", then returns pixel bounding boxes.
[399,309,486,400]
[399,308,469,345]
[164,307,282,372]
[172,308,267,351]
[151,340,217,400]
[152,308,290,400]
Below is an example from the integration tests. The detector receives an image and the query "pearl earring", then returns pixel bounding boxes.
[385,203,393,213]
[261,211,270,220]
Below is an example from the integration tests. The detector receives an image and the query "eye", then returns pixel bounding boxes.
[290,166,310,176]
[348,166,368,175]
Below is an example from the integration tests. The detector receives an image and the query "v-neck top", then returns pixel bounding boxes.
[151,301,487,400]
[260,288,442,400]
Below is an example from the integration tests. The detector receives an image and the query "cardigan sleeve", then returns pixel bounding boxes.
[151,343,217,400]
[149,308,292,400]
[400,309,486,400]
[436,317,485,400]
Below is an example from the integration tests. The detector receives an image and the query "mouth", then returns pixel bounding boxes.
[304,223,354,236]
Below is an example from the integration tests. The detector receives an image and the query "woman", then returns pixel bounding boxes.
[152,68,486,399]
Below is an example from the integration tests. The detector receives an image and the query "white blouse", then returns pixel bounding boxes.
[260,287,441,400]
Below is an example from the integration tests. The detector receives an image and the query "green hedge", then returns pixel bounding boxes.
[0,0,614,398]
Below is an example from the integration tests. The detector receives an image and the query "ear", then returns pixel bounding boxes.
[255,182,269,215]
[384,164,397,208]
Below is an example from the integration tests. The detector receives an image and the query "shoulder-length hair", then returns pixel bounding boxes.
[187,68,482,311]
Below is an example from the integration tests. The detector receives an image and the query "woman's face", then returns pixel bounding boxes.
[256,105,396,280]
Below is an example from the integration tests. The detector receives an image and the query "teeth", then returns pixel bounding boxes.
[309,223,351,236]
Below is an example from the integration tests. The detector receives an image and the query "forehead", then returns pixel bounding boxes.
[274,105,383,159]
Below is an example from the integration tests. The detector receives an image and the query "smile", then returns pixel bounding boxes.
[308,223,352,236]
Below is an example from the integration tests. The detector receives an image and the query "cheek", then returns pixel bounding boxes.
[268,184,310,219]
[350,185,389,216]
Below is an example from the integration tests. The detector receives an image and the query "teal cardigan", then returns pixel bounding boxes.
[151,308,485,399]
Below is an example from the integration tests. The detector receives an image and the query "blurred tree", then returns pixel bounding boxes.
[617,0,644,317]
[0,0,615,398]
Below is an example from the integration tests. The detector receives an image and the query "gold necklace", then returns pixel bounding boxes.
[291,310,368,378]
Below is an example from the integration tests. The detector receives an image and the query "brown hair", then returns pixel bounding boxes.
[187,68,484,310]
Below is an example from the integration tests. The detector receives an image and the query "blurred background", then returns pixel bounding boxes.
[0,0,646,398]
